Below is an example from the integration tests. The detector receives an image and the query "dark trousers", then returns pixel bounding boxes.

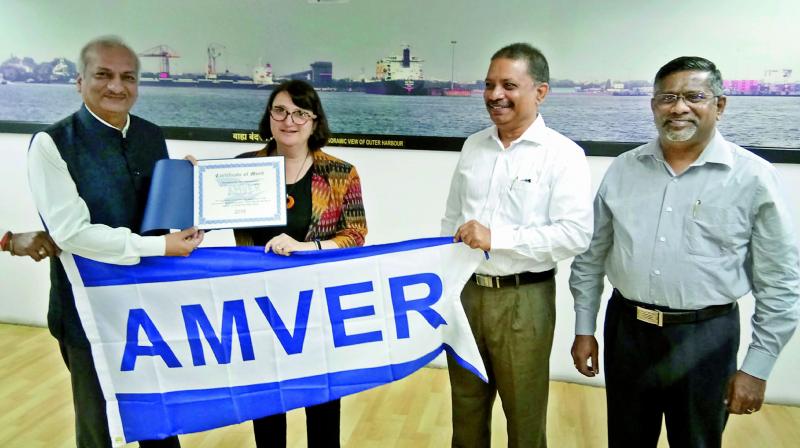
[252,399,341,447]
[58,341,181,448]
[603,293,739,448]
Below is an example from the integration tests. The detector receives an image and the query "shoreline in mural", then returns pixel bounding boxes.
[2,44,798,97]
[2,82,798,148]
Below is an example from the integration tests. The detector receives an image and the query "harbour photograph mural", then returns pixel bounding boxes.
[1,0,798,149]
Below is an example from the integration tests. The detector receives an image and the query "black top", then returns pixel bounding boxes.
[249,167,313,245]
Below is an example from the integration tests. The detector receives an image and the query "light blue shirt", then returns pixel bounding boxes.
[570,131,800,379]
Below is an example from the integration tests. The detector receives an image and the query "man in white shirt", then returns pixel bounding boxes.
[27,36,202,448]
[441,43,593,448]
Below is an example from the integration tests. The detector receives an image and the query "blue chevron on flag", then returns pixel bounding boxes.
[61,237,487,445]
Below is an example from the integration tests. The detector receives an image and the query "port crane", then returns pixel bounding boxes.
[206,43,226,79]
[138,45,180,78]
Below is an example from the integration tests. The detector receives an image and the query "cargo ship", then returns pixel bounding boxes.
[139,64,276,90]
[427,87,474,96]
[365,46,428,95]
[136,44,276,90]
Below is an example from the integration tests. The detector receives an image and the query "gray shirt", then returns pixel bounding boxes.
[570,130,800,379]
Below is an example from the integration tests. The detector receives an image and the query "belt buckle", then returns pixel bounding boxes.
[475,274,496,288]
[636,306,663,326]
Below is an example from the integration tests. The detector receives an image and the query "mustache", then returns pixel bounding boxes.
[486,99,512,108]
[662,117,697,126]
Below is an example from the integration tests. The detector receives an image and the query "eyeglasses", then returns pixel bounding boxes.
[269,106,316,125]
[653,91,717,106]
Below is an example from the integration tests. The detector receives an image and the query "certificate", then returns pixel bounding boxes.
[194,158,287,229]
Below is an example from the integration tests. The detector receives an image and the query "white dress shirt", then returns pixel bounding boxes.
[27,106,165,265]
[441,115,593,275]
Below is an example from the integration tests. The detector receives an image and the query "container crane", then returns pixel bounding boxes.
[206,43,226,79]
[139,45,180,78]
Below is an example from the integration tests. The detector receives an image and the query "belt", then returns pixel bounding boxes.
[473,269,555,288]
[613,290,735,327]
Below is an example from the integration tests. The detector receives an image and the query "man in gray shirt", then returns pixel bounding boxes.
[569,56,799,447]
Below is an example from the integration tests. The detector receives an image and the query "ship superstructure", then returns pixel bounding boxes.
[375,45,424,81]
[366,45,427,95]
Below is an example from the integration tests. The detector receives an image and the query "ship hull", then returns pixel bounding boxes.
[443,88,472,97]
[365,79,427,95]
[140,79,275,90]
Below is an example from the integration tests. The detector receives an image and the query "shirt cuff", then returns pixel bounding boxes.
[575,310,598,335]
[740,347,777,380]
[134,235,167,257]
[489,225,515,251]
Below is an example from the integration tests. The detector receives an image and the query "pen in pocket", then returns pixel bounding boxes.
[509,177,533,190]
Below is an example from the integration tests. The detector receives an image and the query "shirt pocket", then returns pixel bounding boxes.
[684,205,734,257]
[504,181,550,224]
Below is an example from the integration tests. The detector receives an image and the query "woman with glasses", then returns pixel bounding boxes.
[235,80,367,447]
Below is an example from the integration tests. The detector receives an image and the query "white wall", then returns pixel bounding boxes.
[2,131,799,405]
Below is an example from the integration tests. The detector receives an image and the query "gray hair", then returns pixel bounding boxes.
[654,56,724,96]
[79,36,140,76]
[491,43,550,84]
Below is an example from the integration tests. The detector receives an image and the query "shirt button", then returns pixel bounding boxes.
[659,236,666,242]
[665,206,673,212]
[653,269,661,275]
[672,178,678,183]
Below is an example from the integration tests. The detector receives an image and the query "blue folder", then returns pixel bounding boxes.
[140,159,194,235]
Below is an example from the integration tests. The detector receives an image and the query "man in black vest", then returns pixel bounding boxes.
[27,36,203,448]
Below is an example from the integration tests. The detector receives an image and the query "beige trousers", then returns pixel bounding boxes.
[448,278,556,448]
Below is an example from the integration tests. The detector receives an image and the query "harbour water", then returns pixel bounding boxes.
[1,83,798,148]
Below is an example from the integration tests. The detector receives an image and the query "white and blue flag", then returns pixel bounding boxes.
[62,237,487,445]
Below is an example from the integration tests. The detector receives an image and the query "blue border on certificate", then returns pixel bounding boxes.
[196,159,286,228]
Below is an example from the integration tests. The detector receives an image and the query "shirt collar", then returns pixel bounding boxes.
[489,114,547,148]
[637,130,733,168]
[83,104,131,137]
[693,130,734,167]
